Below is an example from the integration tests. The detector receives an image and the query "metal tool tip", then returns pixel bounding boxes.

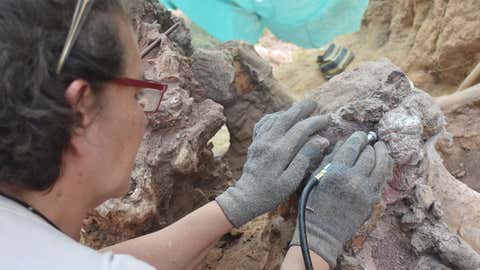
[367,131,378,143]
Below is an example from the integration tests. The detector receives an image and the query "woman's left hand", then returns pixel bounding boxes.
[216,99,331,227]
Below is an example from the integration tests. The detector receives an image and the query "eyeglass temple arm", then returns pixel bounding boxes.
[56,0,95,75]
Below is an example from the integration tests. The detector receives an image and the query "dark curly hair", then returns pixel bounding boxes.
[0,0,127,191]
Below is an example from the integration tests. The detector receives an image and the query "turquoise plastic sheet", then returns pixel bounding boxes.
[159,0,369,48]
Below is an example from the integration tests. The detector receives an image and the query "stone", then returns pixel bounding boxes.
[412,223,480,270]
[414,256,452,270]
[414,184,435,210]
[336,255,366,270]
[192,41,293,177]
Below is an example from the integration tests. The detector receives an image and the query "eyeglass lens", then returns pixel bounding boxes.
[136,88,164,113]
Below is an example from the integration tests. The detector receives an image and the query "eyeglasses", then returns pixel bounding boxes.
[114,77,178,113]
[57,0,173,113]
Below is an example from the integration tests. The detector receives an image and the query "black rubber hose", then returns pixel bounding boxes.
[298,132,377,269]
[298,177,319,270]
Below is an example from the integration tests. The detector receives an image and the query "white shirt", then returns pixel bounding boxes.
[0,195,156,270]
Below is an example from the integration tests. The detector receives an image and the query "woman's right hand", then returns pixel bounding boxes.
[290,131,394,269]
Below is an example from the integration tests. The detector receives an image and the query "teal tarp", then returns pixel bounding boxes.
[159,0,369,48]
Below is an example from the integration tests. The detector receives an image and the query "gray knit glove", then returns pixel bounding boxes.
[216,99,331,227]
[290,131,394,268]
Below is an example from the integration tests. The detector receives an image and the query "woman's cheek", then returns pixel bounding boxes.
[135,108,147,143]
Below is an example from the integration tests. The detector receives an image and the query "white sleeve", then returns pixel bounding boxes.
[102,252,156,270]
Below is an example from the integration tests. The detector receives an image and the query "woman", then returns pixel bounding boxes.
[0,1,393,270]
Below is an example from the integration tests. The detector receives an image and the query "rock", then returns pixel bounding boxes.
[401,208,426,226]
[192,49,235,103]
[411,223,480,270]
[336,255,366,270]
[205,213,296,270]
[430,201,444,220]
[414,256,452,270]
[126,0,193,56]
[414,184,435,210]
[425,136,480,253]
[336,0,480,93]
[437,95,480,192]
[192,41,293,176]
[451,169,466,179]
[307,59,480,269]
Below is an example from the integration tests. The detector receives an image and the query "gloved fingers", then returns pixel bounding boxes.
[307,140,342,182]
[332,131,369,167]
[352,145,375,176]
[253,112,281,139]
[271,99,318,134]
[370,141,394,193]
[282,114,331,159]
[281,136,330,190]
[297,135,330,171]
[319,141,343,168]
[280,154,311,191]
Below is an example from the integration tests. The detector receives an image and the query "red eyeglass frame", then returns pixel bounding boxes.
[113,77,170,113]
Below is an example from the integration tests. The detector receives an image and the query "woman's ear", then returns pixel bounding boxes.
[64,79,98,130]
[64,79,101,156]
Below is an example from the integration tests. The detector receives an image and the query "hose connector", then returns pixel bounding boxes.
[367,131,378,144]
